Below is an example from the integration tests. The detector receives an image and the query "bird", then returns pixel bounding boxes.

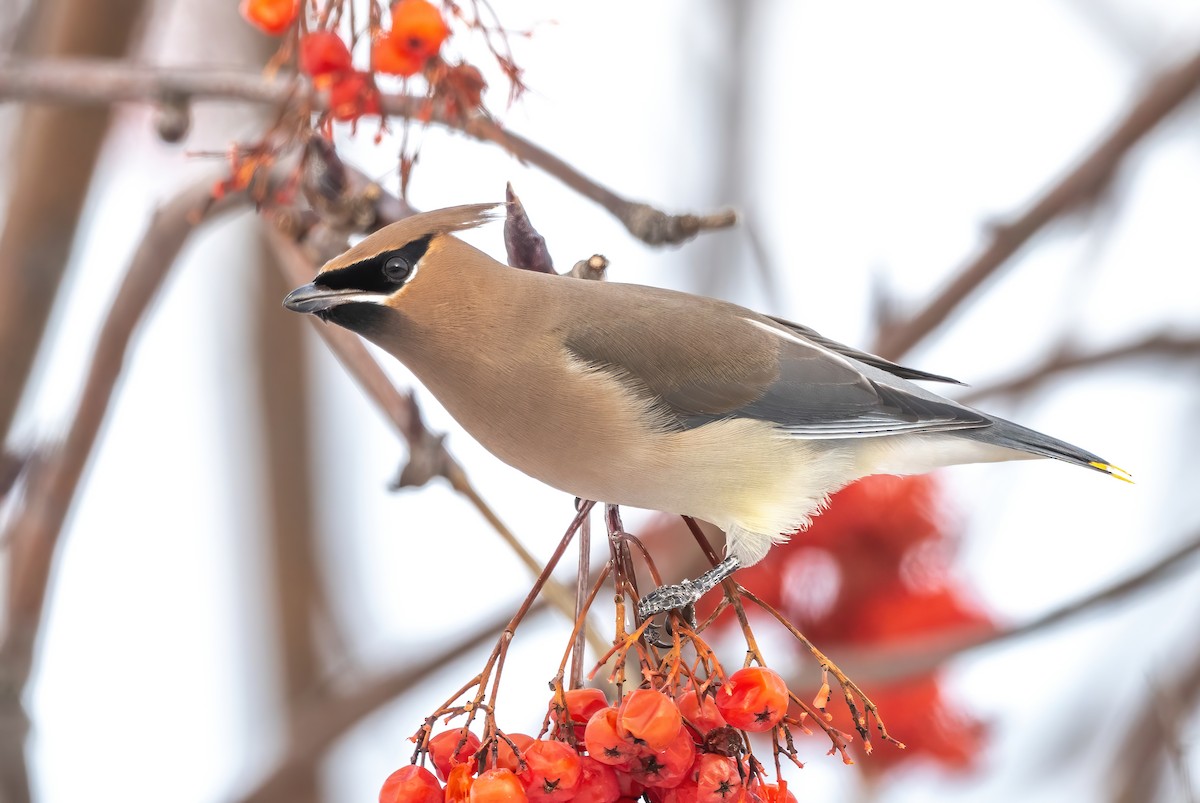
[283,203,1129,616]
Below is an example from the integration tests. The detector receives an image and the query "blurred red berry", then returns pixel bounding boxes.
[372,34,425,77]
[379,764,442,803]
[573,756,621,803]
[518,740,582,802]
[584,708,639,767]
[300,32,353,83]
[429,730,481,781]
[391,0,450,60]
[618,689,682,751]
[715,668,789,733]
[470,768,527,803]
[328,71,381,121]
[629,731,695,790]
[852,673,987,773]
[676,688,727,737]
[240,0,298,35]
[496,733,535,774]
[561,687,610,741]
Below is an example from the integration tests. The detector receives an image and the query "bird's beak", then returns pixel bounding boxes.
[283,283,384,314]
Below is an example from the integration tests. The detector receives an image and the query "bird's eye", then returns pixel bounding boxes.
[382,255,413,283]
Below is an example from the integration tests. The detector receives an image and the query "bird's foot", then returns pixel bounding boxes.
[637,555,741,625]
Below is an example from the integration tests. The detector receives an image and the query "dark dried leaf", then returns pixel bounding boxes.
[504,183,554,273]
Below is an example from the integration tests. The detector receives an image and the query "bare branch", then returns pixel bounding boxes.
[839,528,1200,685]
[236,602,545,803]
[1109,637,1200,803]
[0,2,149,442]
[960,331,1200,404]
[875,44,1200,359]
[0,59,736,246]
[0,177,247,803]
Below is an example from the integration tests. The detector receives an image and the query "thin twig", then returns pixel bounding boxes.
[237,601,541,803]
[959,331,1200,404]
[571,510,591,689]
[838,528,1200,685]
[875,44,1200,358]
[0,58,736,246]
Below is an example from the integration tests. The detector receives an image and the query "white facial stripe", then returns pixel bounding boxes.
[329,291,389,305]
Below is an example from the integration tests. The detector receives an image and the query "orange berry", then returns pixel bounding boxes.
[239,0,298,35]
[379,765,442,803]
[470,768,528,803]
[390,0,450,60]
[496,733,536,773]
[371,33,425,76]
[518,740,582,802]
[692,753,742,803]
[629,730,695,790]
[445,764,475,803]
[299,32,353,82]
[714,667,789,733]
[676,688,727,737]
[560,688,610,741]
[584,707,638,768]
[429,729,482,781]
[618,689,682,751]
[328,71,380,120]
[573,756,621,803]
[751,781,798,803]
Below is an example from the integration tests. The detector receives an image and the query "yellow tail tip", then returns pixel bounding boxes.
[1090,461,1134,484]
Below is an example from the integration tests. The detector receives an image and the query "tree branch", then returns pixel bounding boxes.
[236,602,546,803]
[838,528,1200,685]
[875,44,1200,359]
[0,58,736,246]
[959,331,1200,404]
[0,177,247,802]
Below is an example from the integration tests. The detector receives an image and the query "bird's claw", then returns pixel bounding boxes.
[636,556,741,646]
[638,579,704,620]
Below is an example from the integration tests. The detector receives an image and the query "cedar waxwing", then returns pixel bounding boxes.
[284,204,1129,615]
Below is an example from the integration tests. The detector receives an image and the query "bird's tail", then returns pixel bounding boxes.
[968,415,1133,483]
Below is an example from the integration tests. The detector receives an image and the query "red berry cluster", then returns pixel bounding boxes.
[380,670,801,803]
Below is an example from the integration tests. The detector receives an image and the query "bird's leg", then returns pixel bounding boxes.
[637,555,741,624]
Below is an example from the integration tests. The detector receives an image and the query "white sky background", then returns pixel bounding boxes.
[7,1,1200,801]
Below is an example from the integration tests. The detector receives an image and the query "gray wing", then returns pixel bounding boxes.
[562,289,987,439]
[766,315,966,385]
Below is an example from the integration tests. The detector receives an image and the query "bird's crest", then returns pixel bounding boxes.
[318,203,503,276]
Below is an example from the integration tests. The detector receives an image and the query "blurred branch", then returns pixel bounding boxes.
[0,58,736,246]
[0,1,148,444]
[1109,635,1200,803]
[0,178,247,802]
[237,602,545,803]
[844,528,1200,684]
[876,43,1200,359]
[960,331,1200,403]
[263,224,607,657]
[254,239,335,803]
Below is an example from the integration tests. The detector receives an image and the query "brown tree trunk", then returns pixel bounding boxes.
[0,0,148,442]
[253,231,332,803]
